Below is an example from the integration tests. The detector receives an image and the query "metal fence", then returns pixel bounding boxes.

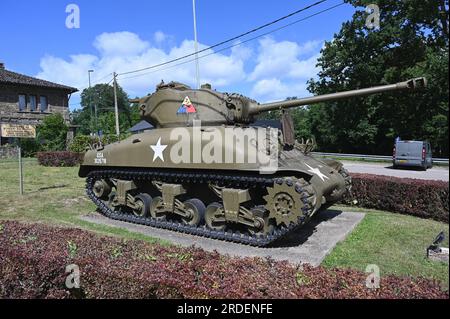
[312,152,449,164]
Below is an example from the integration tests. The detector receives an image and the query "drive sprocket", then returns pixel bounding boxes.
[263,178,313,227]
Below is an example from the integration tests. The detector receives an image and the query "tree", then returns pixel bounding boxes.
[307,0,449,156]
[72,83,140,135]
[258,97,313,141]
[37,113,69,151]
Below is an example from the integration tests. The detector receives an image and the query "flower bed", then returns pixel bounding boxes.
[0,221,446,299]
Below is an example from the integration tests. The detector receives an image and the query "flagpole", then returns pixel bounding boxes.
[192,0,200,89]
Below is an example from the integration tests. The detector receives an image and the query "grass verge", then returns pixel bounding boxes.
[0,158,168,245]
[324,205,449,289]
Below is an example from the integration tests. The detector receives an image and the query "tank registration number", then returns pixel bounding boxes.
[94,152,107,164]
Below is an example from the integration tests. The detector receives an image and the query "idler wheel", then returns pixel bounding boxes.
[181,198,206,226]
[93,179,111,199]
[133,193,152,218]
[150,196,167,221]
[248,206,274,236]
[205,202,226,231]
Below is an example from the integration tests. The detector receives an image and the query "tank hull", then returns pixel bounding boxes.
[80,127,349,246]
[80,127,346,207]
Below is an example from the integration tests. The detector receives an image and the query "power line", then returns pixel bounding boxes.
[118,1,345,82]
[91,72,113,85]
[117,0,328,76]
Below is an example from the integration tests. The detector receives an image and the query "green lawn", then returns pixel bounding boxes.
[0,158,448,287]
[324,205,449,288]
[0,158,168,245]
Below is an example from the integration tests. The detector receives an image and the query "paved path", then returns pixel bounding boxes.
[80,209,365,266]
[343,161,448,181]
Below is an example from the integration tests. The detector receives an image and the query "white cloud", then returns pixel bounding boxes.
[37,32,248,100]
[251,78,310,102]
[94,31,149,57]
[153,31,167,44]
[248,37,321,81]
[37,54,98,91]
[35,32,322,107]
[247,37,322,102]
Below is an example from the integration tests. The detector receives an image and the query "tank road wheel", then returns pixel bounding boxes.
[133,193,152,218]
[108,191,118,207]
[181,198,206,226]
[205,202,227,231]
[93,179,111,199]
[150,196,167,221]
[263,179,308,227]
[248,206,274,236]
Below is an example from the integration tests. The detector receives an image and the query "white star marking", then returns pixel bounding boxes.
[150,137,168,162]
[305,163,329,181]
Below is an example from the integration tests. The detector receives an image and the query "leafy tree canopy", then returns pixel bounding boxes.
[71,83,140,135]
[37,113,69,151]
[306,0,448,156]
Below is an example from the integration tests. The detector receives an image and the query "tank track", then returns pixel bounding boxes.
[86,169,315,247]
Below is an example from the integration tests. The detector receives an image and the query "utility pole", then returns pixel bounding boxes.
[88,70,96,133]
[113,72,120,138]
[192,0,200,89]
[88,70,98,133]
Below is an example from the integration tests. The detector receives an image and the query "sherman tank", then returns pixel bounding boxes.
[79,77,427,246]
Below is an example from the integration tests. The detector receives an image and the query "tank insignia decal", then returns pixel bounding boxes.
[150,137,168,162]
[177,96,197,114]
[305,163,329,181]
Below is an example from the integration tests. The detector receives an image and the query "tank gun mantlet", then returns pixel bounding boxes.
[223,93,258,122]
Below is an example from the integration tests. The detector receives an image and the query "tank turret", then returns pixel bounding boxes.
[136,77,426,128]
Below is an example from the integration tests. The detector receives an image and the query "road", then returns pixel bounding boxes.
[342,161,449,181]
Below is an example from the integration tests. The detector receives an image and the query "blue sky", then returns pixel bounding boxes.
[0,0,356,109]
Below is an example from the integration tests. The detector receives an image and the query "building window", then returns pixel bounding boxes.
[29,95,37,112]
[40,96,48,112]
[18,94,27,111]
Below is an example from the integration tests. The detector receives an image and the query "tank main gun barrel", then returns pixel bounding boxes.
[249,77,427,115]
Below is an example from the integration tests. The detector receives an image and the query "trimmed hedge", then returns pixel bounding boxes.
[37,151,84,167]
[345,173,449,223]
[0,221,447,299]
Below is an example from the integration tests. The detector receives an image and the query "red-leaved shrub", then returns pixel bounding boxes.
[37,151,83,167]
[345,174,449,223]
[0,221,447,299]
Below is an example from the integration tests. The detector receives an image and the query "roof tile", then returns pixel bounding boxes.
[0,68,78,93]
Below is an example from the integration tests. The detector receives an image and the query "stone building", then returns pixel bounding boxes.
[0,62,78,145]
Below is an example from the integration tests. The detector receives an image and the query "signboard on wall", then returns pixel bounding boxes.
[0,124,36,138]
